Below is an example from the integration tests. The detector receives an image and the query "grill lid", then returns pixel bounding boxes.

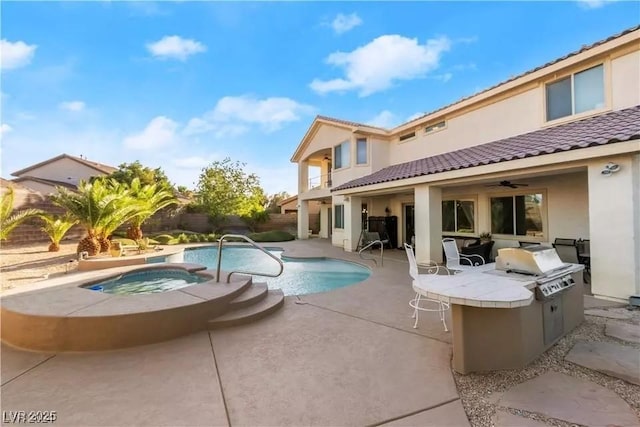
[495,246,565,276]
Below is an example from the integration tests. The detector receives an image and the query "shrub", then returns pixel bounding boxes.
[197,234,208,242]
[188,234,201,243]
[154,234,174,245]
[177,233,190,244]
[247,230,295,242]
[147,238,159,245]
[207,234,218,242]
[112,238,137,246]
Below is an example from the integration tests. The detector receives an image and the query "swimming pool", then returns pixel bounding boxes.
[84,269,207,295]
[184,246,370,295]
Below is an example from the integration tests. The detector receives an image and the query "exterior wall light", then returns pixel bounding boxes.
[601,162,621,176]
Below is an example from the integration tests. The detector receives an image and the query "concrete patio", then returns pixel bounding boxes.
[2,239,638,426]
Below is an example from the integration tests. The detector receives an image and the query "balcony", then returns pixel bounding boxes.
[308,174,332,190]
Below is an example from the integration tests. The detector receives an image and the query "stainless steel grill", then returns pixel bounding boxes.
[496,246,577,301]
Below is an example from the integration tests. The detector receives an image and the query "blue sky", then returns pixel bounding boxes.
[1,1,638,195]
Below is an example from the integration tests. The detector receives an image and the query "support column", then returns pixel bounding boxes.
[414,184,442,264]
[343,196,362,252]
[298,161,309,193]
[319,205,328,238]
[588,154,640,301]
[297,199,309,240]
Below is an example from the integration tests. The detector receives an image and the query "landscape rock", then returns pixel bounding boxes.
[498,371,639,427]
[605,320,640,344]
[566,340,640,385]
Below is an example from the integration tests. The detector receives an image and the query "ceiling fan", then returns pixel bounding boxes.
[485,180,529,189]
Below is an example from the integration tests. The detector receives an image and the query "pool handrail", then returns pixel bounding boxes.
[358,239,384,267]
[215,234,285,283]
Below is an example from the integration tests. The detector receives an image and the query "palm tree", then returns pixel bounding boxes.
[126,178,178,241]
[39,214,78,252]
[51,179,138,255]
[0,187,42,241]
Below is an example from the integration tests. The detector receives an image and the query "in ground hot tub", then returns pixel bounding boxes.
[84,269,206,295]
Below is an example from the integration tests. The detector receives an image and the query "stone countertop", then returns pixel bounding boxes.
[412,263,583,308]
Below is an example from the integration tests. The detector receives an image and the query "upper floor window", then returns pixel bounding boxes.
[334,141,350,169]
[442,199,475,234]
[356,138,367,165]
[546,64,604,121]
[399,131,415,142]
[425,121,446,133]
[490,193,544,237]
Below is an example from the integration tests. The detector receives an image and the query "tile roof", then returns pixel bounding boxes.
[393,25,640,131]
[333,105,640,192]
[11,153,117,177]
[316,115,388,132]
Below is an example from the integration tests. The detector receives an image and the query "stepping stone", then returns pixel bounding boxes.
[566,341,640,385]
[585,308,632,320]
[606,320,640,344]
[493,410,548,427]
[498,371,639,427]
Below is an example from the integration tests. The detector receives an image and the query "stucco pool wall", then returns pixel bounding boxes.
[77,247,185,271]
[0,264,253,352]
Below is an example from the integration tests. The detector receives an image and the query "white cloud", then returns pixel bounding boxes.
[1,39,37,70]
[331,13,362,34]
[59,101,86,112]
[576,0,616,9]
[433,72,453,83]
[123,116,179,150]
[146,35,206,61]
[1,123,13,136]
[310,35,451,96]
[367,110,398,128]
[184,95,314,136]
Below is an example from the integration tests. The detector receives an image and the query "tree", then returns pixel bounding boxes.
[105,161,174,193]
[39,214,78,252]
[51,179,138,255]
[266,192,291,213]
[126,178,178,240]
[194,158,267,224]
[0,187,43,241]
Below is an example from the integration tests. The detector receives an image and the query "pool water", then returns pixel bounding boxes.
[85,269,206,295]
[184,246,370,295]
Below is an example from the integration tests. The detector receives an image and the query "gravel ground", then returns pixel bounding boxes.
[0,242,79,292]
[454,310,640,427]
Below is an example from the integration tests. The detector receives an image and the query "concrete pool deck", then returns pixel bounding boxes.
[2,239,635,426]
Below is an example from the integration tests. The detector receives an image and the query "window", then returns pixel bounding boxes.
[399,131,415,142]
[490,193,544,237]
[442,200,475,233]
[546,64,604,121]
[334,141,350,169]
[334,205,344,229]
[356,138,367,165]
[425,121,446,133]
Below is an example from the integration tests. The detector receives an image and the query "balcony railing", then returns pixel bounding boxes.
[308,174,332,190]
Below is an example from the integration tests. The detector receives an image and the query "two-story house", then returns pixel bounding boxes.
[290,26,640,302]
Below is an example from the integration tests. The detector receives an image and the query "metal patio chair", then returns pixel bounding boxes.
[404,244,450,331]
[552,238,580,264]
[442,238,485,273]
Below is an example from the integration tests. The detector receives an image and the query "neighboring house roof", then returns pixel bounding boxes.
[12,176,78,190]
[333,105,640,192]
[11,153,117,177]
[277,194,298,207]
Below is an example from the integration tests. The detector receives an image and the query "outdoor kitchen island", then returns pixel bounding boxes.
[416,247,585,374]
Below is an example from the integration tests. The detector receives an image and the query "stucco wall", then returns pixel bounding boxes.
[611,50,640,110]
[13,180,59,195]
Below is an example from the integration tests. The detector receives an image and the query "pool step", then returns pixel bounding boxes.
[208,289,284,329]
[228,282,269,310]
